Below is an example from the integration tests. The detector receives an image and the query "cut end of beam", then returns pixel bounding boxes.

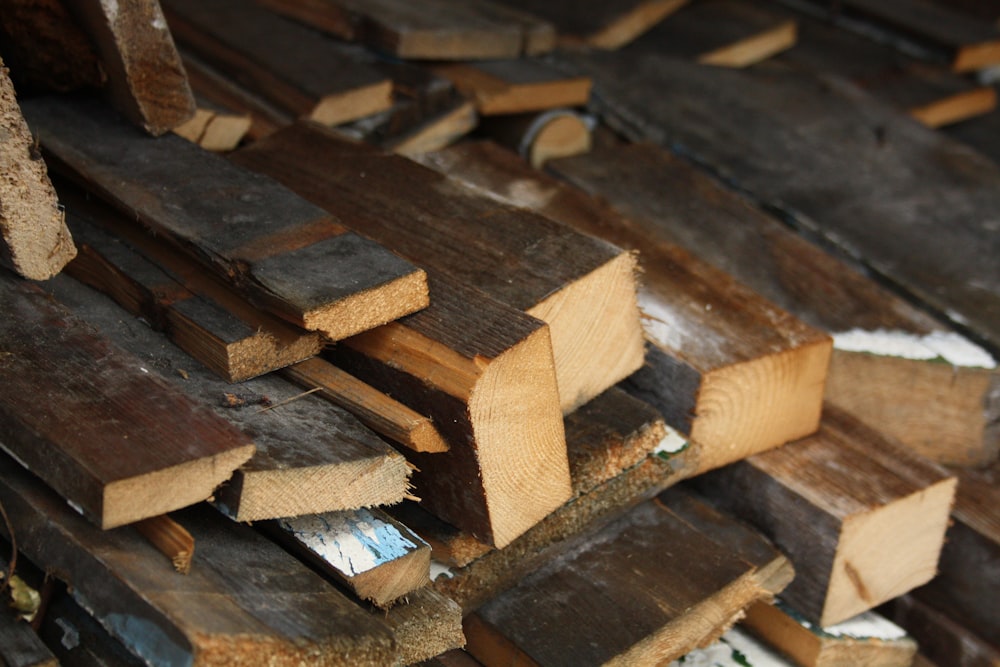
[697,19,798,68]
[584,0,691,50]
[309,79,395,128]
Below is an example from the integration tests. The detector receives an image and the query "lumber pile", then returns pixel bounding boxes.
[0,0,997,664]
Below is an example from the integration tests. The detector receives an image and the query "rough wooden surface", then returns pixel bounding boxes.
[693,405,956,626]
[0,60,76,280]
[232,122,644,414]
[545,136,999,465]
[884,594,1000,667]
[0,457,401,666]
[23,94,428,340]
[380,586,466,665]
[163,0,393,126]
[69,0,196,134]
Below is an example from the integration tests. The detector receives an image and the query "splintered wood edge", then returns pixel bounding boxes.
[822,476,958,627]
[584,0,691,50]
[102,444,255,529]
[309,79,395,128]
[696,19,798,69]
[134,514,195,574]
[354,545,431,608]
[691,337,832,474]
[529,251,644,413]
[908,86,998,128]
[302,267,429,340]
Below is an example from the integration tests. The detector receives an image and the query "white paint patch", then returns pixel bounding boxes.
[833,329,995,369]
[654,424,688,455]
[56,618,80,649]
[822,610,908,640]
[67,499,85,516]
[429,559,454,581]
[151,16,167,31]
[669,628,791,666]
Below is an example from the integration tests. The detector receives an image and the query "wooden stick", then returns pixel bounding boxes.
[134,515,195,575]
[0,60,76,280]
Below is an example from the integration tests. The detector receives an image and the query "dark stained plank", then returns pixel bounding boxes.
[0,456,400,666]
[464,488,793,666]
[0,271,254,529]
[233,122,645,414]
[162,0,394,127]
[692,405,956,626]
[566,50,1000,353]
[43,272,413,522]
[22,94,428,340]
[433,59,591,115]
[478,109,593,167]
[260,0,555,60]
[0,604,57,667]
[884,594,1000,667]
[544,136,999,465]
[0,60,76,280]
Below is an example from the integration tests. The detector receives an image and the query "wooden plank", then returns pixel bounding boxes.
[742,600,918,667]
[0,457,401,667]
[172,96,252,151]
[495,0,689,49]
[543,136,999,465]
[267,507,431,608]
[38,589,146,666]
[463,488,793,666]
[259,0,556,60]
[0,605,56,667]
[46,271,412,522]
[692,405,956,626]
[433,59,591,115]
[22,94,429,340]
[233,122,645,414]
[567,51,1000,354]
[68,0,196,134]
[479,109,593,167]
[330,272,571,548]
[0,60,76,280]
[638,0,798,67]
[0,272,254,529]
[380,587,466,666]
[385,100,478,156]
[162,0,394,127]
[884,594,1000,667]
[134,514,195,574]
[420,141,832,473]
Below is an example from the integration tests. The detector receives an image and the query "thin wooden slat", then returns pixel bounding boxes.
[433,59,591,115]
[0,272,255,529]
[0,457,400,666]
[162,0,394,127]
[0,60,76,280]
[22,94,429,340]
[233,122,645,414]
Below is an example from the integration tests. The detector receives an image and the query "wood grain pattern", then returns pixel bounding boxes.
[232,121,644,413]
[163,0,393,127]
[0,456,400,666]
[0,60,76,280]
[567,49,1000,353]
[693,405,956,626]
[23,94,428,340]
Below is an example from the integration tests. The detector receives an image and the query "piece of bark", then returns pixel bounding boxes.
[421,141,832,474]
[380,587,466,665]
[0,458,400,666]
[330,273,571,548]
[260,0,556,60]
[45,272,413,521]
[883,594,1000,667]
[692,405,956,626]
[495,0,690,49]
[163,0,394,127]
[267,507,431,608]
[433,59,591,115]
[232,121,645,414]
[22,94,429,340]
[68,0,195,134]
[480,109,593,167]
[464,488,793,666]
[742,600,918,667]
[542,136,1000,466]
[565,51,1000,352]
[0,605,56,667]
[0,272,254,529]
[0,60,76,280]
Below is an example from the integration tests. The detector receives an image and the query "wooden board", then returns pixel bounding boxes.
[692,405,956,626]
[544,136,999,465]
[495,0,689,49]
[566,50,1000,353]
[330,272,571,548]
[0,272,254,528]
[464,488,793,666]
[0,60,76,280]
[384,100,478,156]
[884,594,1000,667]
[259,0,556,60]
[420,141,832,474]
[68,0,195,134]
[0,605,56,667]
[22,94,429,340]
[38,589,146,666]
[433,59,591,115]
[268,507,431,608]
[0,457,400,666]
[379,587,466,665]
[162,0,394,127]
[232,122,645,414]
[44,272,413,522]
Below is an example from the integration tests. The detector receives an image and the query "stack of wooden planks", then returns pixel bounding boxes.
[0,0,997,664]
